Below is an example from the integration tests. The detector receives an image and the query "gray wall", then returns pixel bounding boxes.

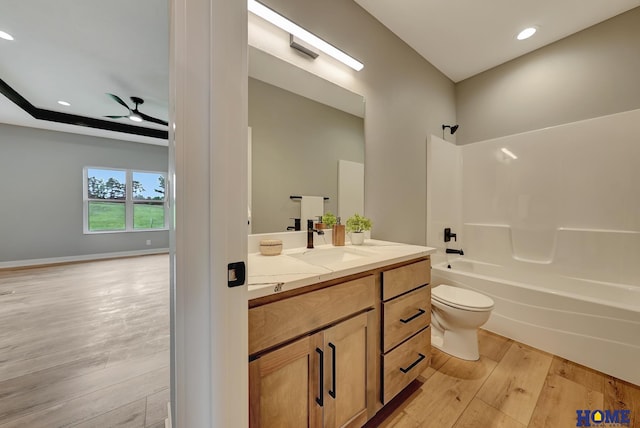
[263,0,456,245]
[249,78,364,233]
[0,124,169,262]
[457,7,640,144]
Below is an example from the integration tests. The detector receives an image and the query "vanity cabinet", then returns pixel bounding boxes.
[249,275,376,428]
[248,255,432,426]
[380,259,431,404]
[249,312,373,428]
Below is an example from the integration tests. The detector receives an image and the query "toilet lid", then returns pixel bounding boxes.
[432,284,494,311]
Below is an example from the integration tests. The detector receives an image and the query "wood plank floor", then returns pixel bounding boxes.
[375,329,640,428]
[0,255,170,428]
[2,255,638,427]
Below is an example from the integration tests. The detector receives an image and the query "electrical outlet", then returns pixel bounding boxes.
[146,240,151,246]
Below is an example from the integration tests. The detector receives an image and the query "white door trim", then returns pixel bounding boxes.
[170,0,248,426]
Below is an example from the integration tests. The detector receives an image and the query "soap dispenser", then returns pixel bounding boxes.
[314,215,325,230]
[333,217,345,246]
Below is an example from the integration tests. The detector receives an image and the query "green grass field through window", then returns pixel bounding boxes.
[88,202,125,231]
[133,203,165,230]
[88,202,165,231]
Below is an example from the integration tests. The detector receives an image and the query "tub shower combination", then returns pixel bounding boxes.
[432,224,640,386]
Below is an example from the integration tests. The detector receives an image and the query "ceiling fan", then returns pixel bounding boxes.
[104,93,168,126]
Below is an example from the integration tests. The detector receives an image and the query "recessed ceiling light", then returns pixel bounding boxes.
[57,100,71,106]
[517,27,537,41]
[0,30,14,41]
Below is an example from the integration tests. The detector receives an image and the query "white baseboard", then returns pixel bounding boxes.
[0,248,170,269]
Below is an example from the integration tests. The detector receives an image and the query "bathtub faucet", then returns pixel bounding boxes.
[446,248,464,255]
[444,228,457,242]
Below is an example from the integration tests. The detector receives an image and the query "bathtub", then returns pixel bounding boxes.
[431,259,640,386]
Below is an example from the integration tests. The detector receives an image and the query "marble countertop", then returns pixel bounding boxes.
[248,239,436,300]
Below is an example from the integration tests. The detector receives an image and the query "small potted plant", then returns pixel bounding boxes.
[322,212,337,228]
[346,213,371,245]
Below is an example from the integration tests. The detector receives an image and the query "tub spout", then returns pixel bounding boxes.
[446,248,464,255]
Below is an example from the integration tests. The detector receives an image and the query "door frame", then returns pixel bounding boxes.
[170,0,248,426]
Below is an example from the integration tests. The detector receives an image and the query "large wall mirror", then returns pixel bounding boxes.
[248,46,365,234]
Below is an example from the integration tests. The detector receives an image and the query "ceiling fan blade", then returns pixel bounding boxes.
[137,111,168,126]
[106,93,132,112]
[104,115,128,119]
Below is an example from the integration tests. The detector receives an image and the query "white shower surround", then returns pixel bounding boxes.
[426,108,640,385]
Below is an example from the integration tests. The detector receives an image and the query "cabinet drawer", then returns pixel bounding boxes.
[382,286,430,353]
[249,275,375,355]
[382,259,430,301]
[381,327,431,404]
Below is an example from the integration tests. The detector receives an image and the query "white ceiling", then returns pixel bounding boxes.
[0,0,169,143]
[354,0,640,82]
[1,0,639,141]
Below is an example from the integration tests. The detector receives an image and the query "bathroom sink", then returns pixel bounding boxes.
[289,247,374,266]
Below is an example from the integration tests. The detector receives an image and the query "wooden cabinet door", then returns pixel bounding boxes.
[322,311,371,428]
[249,335,323,428]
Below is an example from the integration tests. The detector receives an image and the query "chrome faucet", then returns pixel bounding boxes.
[307,219,324,249]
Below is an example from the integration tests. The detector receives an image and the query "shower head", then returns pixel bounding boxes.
[442,124,459,135]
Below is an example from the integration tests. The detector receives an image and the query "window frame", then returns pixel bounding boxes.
[83,167,168,234]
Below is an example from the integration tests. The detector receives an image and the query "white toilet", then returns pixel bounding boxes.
[430,284,494,361]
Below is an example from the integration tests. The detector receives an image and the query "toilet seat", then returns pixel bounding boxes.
[432,284,494,312]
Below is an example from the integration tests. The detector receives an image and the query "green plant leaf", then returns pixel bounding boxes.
[322,211,337,228]
[346,213,372,233]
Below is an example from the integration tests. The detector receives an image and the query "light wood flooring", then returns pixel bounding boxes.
[2,255,639,428]
[0,255,170,428]
[371,329,640,428]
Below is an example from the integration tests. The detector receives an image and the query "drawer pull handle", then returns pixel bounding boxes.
[400,308,426,324]
[329,342,336,399]
[400,353,426,374]
[316,347,324,407]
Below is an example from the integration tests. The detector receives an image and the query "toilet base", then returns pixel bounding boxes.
[431,328,480,361]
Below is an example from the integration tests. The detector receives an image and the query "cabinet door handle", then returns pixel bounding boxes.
[315,347,324,407]
[328,343,336,399]
[400,308,426,324]
[400,353,426,374]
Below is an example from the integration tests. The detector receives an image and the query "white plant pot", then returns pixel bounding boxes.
[350,232,365,245]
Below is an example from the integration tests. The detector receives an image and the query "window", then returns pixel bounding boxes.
[132,171,166,230]
[84,167,167,233]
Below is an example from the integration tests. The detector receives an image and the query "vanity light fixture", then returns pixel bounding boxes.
[0,30,14,41]
[517,27,537,40]
[57,100,71,106]
[290,35,319,59]
[501,147,518,159]
[247,0,364,71]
